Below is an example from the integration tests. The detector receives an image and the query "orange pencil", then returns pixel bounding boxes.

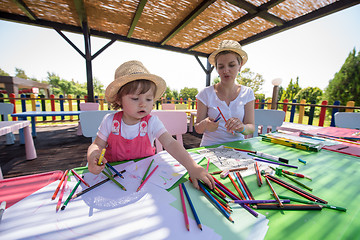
[228,173,245,200]
[52,170,69,200]
[56,173,69,212]
[71,169,90,187]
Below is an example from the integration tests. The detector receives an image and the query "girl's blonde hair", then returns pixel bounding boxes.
[111,79,156,110]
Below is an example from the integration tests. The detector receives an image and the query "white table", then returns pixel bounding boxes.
[0,121,37,178]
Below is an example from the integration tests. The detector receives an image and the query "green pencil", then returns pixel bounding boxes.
[61,178,82,210]
[282,174,313,191]
[278,194,346,212]
[102,171,127,191]
[141,159,154,183]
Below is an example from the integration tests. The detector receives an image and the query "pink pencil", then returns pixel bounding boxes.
[206,158,210,172]
[136,165,158,192]
[56,173,69,212]
[179,183,190,231]
[71,169,90,187]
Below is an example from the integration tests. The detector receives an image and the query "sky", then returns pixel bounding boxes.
[0,4,359,97]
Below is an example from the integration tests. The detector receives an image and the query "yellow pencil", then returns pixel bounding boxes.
[98,148,106,166]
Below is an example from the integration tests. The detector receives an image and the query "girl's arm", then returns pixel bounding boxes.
[158,131,215,189]
[87,136,108,175]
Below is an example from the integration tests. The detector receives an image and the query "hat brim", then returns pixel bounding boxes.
[105,73,167,103]
[208,48,248,66]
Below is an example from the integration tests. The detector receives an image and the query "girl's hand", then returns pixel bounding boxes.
[87,149,107,175]
[187,165,215,190]
[225,117,244,133]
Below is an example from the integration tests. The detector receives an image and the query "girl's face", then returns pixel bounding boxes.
[119,86,155,125]
[216,52,241,83]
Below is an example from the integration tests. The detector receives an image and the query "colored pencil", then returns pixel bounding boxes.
[255,162,262,186]
[71,169,90,187]
[239,203,259,218]
[61,178,82,210]
[255,151,289,164]
[265,177,283,207]
[209,167,248,175]
[71,170,126,199]
[233,172,249,200]
[217,106,235,134]
[56,173,69,212]
[199,181,234,223]
[231,199,291,204]
[198,184,231,214]
[97,148,106,165]
[223,146,256,153]
[106,162,124,179]
[253,204,323,210]
[252,156,298,169]
[236,172,254,200]
[141,159,154,183]
[265,174,327,203]
[102,170,126,191]
[271,166,312,180]
[137,165,158,192]
[206,158,210,172]
[52,170,69,200]
[228,173,245,200]
[277,195,346,212]
[182,183,202,230]
[179,183,190,231]
[282,174,313,191]
[212,177,240,201]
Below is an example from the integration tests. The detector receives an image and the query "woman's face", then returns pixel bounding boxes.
[216,52,241,83]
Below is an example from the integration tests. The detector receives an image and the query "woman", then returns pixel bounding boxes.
[195,40,255,146]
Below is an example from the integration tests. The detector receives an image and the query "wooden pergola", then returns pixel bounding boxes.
[1,0,359,102]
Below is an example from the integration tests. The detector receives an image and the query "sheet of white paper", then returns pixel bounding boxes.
[124,151,204,189]
[0,168,220,240]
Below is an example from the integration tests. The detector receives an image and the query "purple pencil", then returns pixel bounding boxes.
[231,199,291,204]
[253,157,298,169]
[214,181,240,200]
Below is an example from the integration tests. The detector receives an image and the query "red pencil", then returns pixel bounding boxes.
[255,162,263,186]
[56,173,69,212]
[179,183,190,231]
[52,170,69,200]
[71,169,90,187]
[217,106,235,135]
[228,173,245,200]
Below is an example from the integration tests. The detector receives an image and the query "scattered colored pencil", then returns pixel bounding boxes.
[209,167,248,175]
[252,156,298,169]
[182,183,202,230]
[277,194,346,212]
[253,204,322,210]
[228,173,245,200]
[52,170,69,200]
[231,199,290,204]
[255,162,262,187]
[223,146,256,153]
[233,172,248,200]
[137,165,158,192]
[102,170,126,191]
[61,178,82,210]
[282,174,313,191]
[56,173,69,212]
[71,169,90,187]
[97,148,106,165]
[236,172,254,200]
[106,162,124,179]
[255,152,289,164]
[265,177,283,207]
[199,181,234,223]
[179,183,190,231]
[141,159,154,183]
[206,158,210,172]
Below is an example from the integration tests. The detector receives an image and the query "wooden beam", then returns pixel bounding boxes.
[12,0,37,20]
[127,0,147,38]
[160,0,216,45]
[73,0,87,25]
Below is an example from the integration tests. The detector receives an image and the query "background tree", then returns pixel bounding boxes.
[281,77,301,101]
[0,68,9,76]
[294,87,323,104]
[15,68,29,80]
[93,77,105,97]
[179,87,198,100]
[324,48,360,107]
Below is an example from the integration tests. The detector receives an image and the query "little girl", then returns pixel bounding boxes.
[87,60,214,189]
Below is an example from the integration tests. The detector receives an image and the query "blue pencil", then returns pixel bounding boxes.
[233,172,249,200]
[181,183,202,230]
[106,162,124,179]
[198,181,234,223]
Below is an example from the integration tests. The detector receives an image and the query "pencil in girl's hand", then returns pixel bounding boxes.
[97,148,106,166]
[71,169,90,187]
[182,183,202,231]
[52,170,69,200]
[56,173,69,212]
[179,183,190,231]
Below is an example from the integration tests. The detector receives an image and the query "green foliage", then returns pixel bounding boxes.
[255,93,265,102]
[324,48,360,106]
[211,67,265,94]
[15,68,29,80]
[281,77,301,101]
[294,87,323,104]
[180,87,198,100]
[0,68,10,76]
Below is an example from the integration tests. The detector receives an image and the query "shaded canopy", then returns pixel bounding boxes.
[1,0,359,101]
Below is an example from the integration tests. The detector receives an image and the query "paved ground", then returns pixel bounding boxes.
[0,124,202,179]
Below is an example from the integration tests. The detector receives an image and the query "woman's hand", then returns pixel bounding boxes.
[204,117,219,132]
[225,117,244,133]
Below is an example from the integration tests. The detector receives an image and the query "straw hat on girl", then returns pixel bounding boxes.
[208,40,248,66]
[105,60,167,103]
